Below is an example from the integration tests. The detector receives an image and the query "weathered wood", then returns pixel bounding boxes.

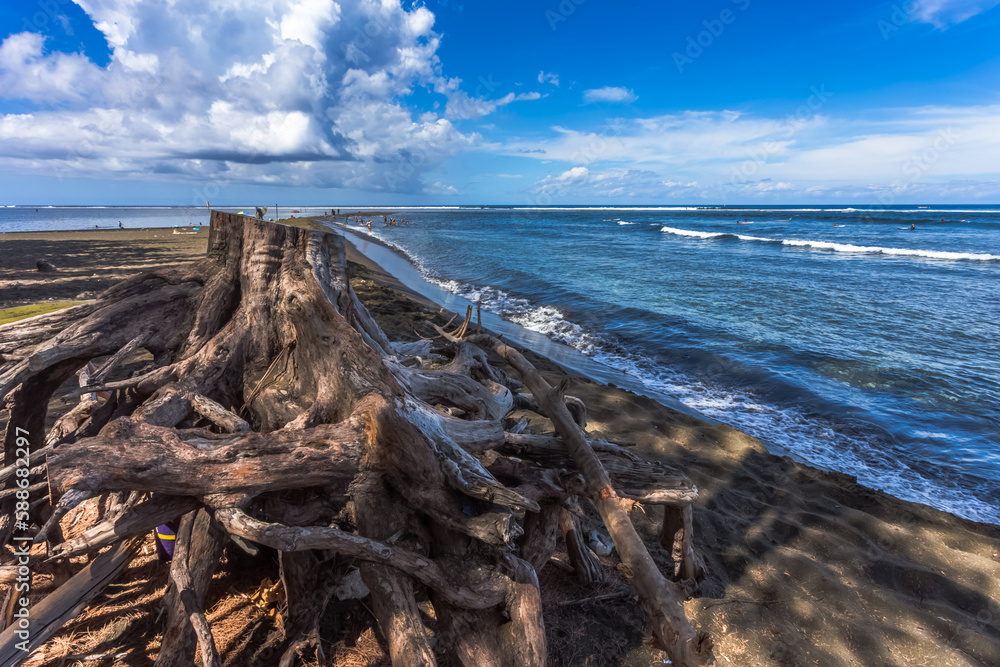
[278,550,334,667]
[510,391,587,428]
[559,502,604,584]
[467,334,715,667]
[392,363,513,420]
[35,489,93,545]
[440,342,506,386]
[0,538,142,666]
[155,509,226,667]
[517,503,562,572]
[190,393,251,432]
[501,432,698,504]
[432,554,546,667]
[212,507,505,610]
[354,474,437,667]
[0,446,50,487]
[1,358,83,547]
[0,304,94,357]
[86,333,148,387]
[48,494,199,561]
[661,503,706,590]
[47,417,366,498]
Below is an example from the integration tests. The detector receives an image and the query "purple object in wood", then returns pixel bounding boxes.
[155,519,180,561]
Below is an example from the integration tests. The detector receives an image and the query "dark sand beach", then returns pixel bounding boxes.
[0,228,209,311]
[2,225,999,666]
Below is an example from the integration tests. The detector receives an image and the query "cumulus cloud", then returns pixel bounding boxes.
[911,0,1000,27]
[0,0,496,195]
[0,32,104,103]
[582,86,637,104]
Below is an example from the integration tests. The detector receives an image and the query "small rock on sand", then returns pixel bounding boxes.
[36,259,57,272]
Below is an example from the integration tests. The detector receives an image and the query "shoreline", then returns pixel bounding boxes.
[328,220,1000,525]
[328,221,718,421]
[3,222,1000,664]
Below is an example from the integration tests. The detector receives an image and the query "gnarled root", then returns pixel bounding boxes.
[0,212,713,667]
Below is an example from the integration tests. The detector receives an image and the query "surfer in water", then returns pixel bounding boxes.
[911,223,916,230]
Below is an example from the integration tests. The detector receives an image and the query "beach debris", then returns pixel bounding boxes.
[333,568,370,601]
[74,291,96,300]
[588,528,614,556]
[0,211,714,667]
[36,259,57,272]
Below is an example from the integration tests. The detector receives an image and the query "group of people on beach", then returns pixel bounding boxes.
[315,209,414,233]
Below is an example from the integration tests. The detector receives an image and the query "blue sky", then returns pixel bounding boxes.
[0,0,998,205]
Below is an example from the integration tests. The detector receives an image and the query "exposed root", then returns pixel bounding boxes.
[0,212,714,667]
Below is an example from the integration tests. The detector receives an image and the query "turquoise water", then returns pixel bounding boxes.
[2,205,998,524]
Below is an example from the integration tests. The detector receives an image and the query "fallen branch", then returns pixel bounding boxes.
[0,538,143,666]
[466,333,715,666]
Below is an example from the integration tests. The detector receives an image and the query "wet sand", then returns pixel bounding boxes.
[3,225,999,666]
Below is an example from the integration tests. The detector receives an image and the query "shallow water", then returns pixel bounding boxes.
[3,204,998,524]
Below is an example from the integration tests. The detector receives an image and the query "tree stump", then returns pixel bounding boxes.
[0,212,716,666]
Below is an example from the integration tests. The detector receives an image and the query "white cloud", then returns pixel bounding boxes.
[509,104,1000,202]
[538,70,559,86]
[911,0,1000,27]
[425,180,458,194]
[280,0,341,51]
[0,32,104,103]
[532,166,699,198]
[582,86,637,104]
[444,91,542,120]
[0,0,486,195]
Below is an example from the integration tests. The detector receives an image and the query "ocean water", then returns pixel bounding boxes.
[2,205,998,524]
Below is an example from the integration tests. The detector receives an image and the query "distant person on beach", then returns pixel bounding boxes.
[367,221,372,232]
[119,221,123,228]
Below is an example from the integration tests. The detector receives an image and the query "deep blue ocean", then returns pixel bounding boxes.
[2,204,998,524]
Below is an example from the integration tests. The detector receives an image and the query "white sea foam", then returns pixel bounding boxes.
[704,207,1000,213]
[659,226,727,239]
[660,226,999,261]
[617,221,635,225]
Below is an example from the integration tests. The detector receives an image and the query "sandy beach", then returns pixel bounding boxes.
[0,228,209,311]
[2,225,999,666]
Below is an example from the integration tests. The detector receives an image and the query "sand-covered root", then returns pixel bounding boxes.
[0,213,716,667]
